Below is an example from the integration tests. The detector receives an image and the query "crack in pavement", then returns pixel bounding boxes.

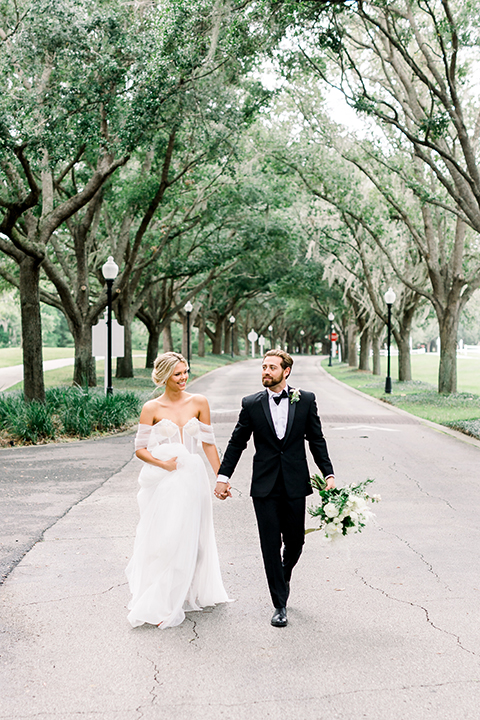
[123,677,480,712]
[354,568,478,658]
[136,651,163,708]
[17,581,129,606]
[187,616,200,646]
[388,462,456,510]
[376,524,453,593]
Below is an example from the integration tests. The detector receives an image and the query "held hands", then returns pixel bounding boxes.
[214,480,232,500]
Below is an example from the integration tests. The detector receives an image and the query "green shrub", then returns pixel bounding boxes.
[61,402,94,437]
[0,393,24,428]
[6,400,56,443]
[0,387,141,443]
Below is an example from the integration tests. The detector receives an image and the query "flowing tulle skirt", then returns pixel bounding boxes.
[126,443,230,628]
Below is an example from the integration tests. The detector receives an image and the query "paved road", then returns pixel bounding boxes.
[1,356,480,720]
[0,358,75,391]
[0,434,136,583]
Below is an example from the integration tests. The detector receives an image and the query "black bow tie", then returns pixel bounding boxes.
[272,389,288,405]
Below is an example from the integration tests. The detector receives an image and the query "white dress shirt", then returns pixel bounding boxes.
[267,386,289,440]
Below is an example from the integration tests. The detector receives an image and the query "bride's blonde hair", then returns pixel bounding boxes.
[152,352,188,386]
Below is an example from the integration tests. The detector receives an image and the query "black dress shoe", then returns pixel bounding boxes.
[271,607,287,627]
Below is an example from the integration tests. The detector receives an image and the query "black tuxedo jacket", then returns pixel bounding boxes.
[218,388,334,499]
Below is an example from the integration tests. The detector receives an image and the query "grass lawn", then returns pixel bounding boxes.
[324,354,480,439]
[3,350,244,398]
[0,347,75,368]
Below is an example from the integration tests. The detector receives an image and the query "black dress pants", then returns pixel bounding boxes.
[252,471,306,609]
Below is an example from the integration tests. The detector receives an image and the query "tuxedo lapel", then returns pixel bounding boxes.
[260,390,276,438]
[283,387,296,444]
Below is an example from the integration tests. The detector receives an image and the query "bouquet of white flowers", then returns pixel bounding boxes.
[306,475,380,541]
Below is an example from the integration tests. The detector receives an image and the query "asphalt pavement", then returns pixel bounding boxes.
[1,356,480,720]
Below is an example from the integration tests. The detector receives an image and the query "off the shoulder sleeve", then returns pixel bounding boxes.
[198,421,216,445]
[134,423,153,451]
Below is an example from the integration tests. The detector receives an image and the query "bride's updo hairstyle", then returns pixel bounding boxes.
[152,352,188,386]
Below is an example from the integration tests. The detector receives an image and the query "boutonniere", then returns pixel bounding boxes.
[289,388,301,404]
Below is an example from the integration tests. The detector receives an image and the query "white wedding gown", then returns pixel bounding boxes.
[126,417,230,629]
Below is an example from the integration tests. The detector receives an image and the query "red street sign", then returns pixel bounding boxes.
[330,332,338,341]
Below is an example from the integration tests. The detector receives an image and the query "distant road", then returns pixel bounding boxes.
[0,358,75,391]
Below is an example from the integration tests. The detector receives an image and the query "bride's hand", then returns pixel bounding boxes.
[160,456,178,472]
[214,481,232,500]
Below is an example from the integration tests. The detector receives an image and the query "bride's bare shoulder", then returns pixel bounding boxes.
[188,393,209,407]
[188,393,211,423]
[139,397,164,423]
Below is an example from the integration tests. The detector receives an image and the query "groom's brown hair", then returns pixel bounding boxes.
[263,349,293,371]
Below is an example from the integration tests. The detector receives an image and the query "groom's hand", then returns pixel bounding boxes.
[325,475,336,490]
[214,480,232,500]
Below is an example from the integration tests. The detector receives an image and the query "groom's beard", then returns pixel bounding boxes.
[262,373,285,388]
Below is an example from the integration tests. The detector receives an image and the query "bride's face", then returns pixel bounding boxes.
[166,362,189,392]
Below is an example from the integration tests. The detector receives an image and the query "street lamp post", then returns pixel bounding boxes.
[300,329,305,354]
[102,256,119,395]
[184,300,193,370]
[229,315,235,358]
[268,325,273,349]
[384,287,396,394]
[328,312,335,367]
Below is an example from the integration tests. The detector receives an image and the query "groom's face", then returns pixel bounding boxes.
[262,356,290,391]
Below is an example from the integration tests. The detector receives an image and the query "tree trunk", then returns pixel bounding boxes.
[72,323,97,387]
[396,334,412,382]
[224,320,232,356]
[392,300,417,382]
[371,331,382,376]
[358,327,370,371]
[438,310,459,394]
[19,255,45,403]
[197,316,205,357]
[209,319,223,355]
[115,297,134,378]
[116,318,133,378]
[146,324,161,368]
[347,323,357,368]
[163,323,173,352]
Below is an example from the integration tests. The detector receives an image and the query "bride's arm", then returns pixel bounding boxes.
[202,442,221,475]
[134,401,177,472]
[135,447,177,472]
[196,395,231,498]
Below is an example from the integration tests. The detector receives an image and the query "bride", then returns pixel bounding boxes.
[126,351,231,629]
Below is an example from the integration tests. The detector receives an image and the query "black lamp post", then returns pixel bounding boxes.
[328,312,335,367]
[184,300,193,370]
[384,287,396,394]
[229,315,235,358]
[102,256,119,395]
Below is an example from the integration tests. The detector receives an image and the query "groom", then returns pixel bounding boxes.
[215,350,335,627]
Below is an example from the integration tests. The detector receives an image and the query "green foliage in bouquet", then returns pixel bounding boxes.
[307,475,380,541]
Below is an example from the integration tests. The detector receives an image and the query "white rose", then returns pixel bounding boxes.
[324,502,339,518]
[326,524,342,539]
